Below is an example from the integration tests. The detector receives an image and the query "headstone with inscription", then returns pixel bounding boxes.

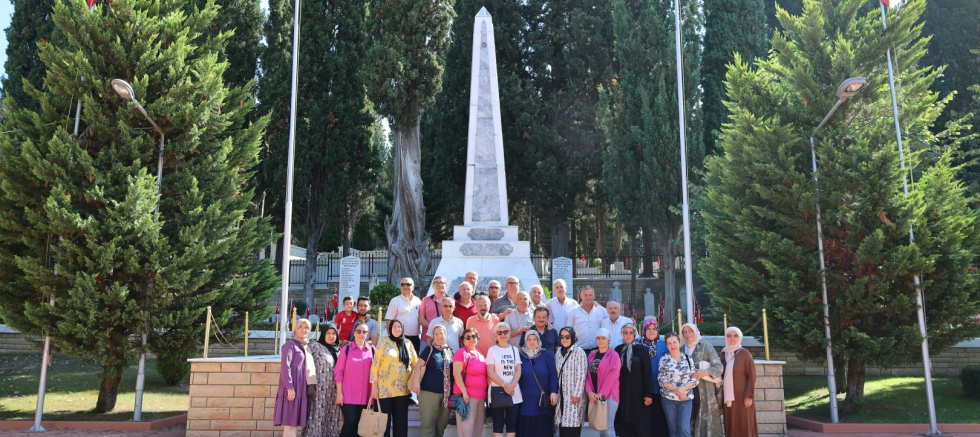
[551,257,574,299]
[428,7,541,295]
[339,256,361,303]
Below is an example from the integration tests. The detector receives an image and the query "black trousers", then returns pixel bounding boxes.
[340,403,367,437]
[616,419,650,437]
[559,426,583,437]
[406,335,421,353]
[379,395,411,437]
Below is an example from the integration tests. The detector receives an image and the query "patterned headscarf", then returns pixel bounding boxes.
[636,318,660,359]
[619,324,639,371]
[521,330,544,359]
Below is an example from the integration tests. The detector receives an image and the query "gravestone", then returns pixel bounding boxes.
[645,288,656,319]
[339,256,361,303]
[609,281,623,303]
[552,257,574,299]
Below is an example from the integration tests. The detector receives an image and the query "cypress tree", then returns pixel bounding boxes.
[364,0,455,285]
[191,0,264,90]
[701,0,767,156]
[600,0,703,318]
[920,0,980,130]
[1,0,59,112]
[702,0,980,412]
[0,0,276,412]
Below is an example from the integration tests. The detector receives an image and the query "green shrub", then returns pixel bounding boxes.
[370,283,400,305]
[156,348,192,386]
[290,299,308,319]
[960,364,980,399]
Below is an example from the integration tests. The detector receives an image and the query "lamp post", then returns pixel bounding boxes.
[878,3,939,433]
[809,76,866,424]
[112,78,164,421]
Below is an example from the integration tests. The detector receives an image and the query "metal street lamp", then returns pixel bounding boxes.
[808,76,866,424]
[112,78,164,421]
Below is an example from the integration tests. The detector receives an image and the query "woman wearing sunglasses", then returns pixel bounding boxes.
[487,322,523,437]
[554,327,587,437]
[335,323,375,437]
[453,328,488,437]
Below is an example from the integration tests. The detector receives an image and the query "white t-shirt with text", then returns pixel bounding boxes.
[486,344,524,404]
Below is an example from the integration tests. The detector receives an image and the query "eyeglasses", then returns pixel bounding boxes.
[434,281,447,285]
[559,335,572,339]
[355,330,369,334]
[496,330,510,335]
[463,335,477,340]
[488,286,499,289]
[400,283,413,287]
[507,282,518,285]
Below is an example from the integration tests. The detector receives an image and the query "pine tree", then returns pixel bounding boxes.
[701,0,767,156]
[364,0,455,285]
[1,0,59,112]
[600,0,703,317]
[0,0,276,412]
[702,0,980,412]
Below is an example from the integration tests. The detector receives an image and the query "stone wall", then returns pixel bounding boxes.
[0,329,36,355]
[755,362,788,437]
[186,357,282,437]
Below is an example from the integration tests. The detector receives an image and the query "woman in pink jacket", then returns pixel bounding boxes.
[585,327,622,437]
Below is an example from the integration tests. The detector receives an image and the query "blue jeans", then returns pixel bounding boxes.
[661,397,692,437]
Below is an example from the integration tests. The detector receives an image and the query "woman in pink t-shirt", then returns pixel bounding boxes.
[453,328,488,437]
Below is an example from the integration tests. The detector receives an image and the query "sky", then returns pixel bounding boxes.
[0,1,270,81]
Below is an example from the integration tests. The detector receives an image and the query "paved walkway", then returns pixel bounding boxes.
[2,424,978,437]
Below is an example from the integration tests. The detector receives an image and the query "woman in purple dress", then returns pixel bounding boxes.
[275,319,316,437]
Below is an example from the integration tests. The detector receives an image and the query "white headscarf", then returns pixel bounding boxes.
[722,327,744,407]
[681,323,701,355]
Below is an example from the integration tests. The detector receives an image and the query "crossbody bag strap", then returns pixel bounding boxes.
[529,357,545,393]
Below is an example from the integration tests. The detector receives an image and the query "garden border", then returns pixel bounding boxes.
[0,413,187,431]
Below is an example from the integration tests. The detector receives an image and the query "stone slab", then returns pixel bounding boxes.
[453,226,520,241]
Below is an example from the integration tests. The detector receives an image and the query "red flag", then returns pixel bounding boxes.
[87,0,98,8]
[880,0,894,7]
[627,297,633,316]
[313,301,319,318]
[694,300,703,324]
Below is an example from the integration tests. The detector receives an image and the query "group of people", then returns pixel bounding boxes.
[273,272,760,437]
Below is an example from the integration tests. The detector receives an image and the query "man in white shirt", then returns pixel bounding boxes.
[385,277,422,351]
[504,291,534,347]
[546,279,579,330]
[425,297,464,350]
[565,285,607,353]
[600,300,634,349]
[528,285,545,309]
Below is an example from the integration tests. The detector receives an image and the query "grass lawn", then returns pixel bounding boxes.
[784,375,980,423]
[0,354,189,421]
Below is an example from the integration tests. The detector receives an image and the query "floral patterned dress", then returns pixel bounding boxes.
[555,346,588,427]
[303,342,341,437]
[689,340,725,437]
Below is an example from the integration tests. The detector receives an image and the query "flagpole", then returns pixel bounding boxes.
[674,0,696,325]
[879,3,938,433]
[280,0,302,351]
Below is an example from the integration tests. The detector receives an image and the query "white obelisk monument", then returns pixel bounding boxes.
[429,7,541,295]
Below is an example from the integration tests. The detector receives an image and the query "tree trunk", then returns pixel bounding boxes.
[628,231,637,318]
[342,204,355,257]
[641,225,655,278]
[550,216,570,258]
[274,234,285,274]
[842,359,866,413]
[94,355,125,413]
[614,221,623,258]
[304,228,319,306]
[657,226,680,324]
[597,206,606,257]
[570,219,578,257]
[386,118,431,289]
[582,217,590,261]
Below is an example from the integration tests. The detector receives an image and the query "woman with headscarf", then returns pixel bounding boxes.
[636,319,669,436]
[554,327,587,437]
[720,327,758,437]
[410,324,454,437]
[371,319,418,437]
[614,323,656,437]
[274,319,315,437]
[682,323,725,437]
[517,330,559,437]
[303,323,342,437]
[586,328,621,437]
